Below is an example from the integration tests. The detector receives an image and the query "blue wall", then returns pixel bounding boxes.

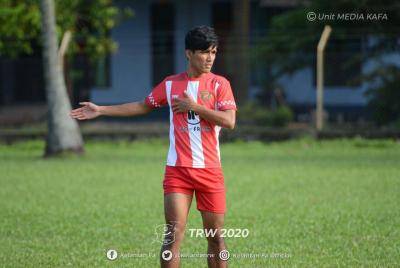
[91,0,213,105]
[91,1,151,105]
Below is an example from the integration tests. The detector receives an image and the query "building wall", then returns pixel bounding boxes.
[90,0,213,105]
[281,52,400,107]
[174,0,212,73]
[90,0,397,117]
[281,68,368,106]
[91,1,151,104]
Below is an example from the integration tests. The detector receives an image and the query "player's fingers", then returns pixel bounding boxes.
[79,102,90,106]
[72,107,84,113]
[70,111,82,117]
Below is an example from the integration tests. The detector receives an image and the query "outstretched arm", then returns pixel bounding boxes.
[70,101,152,120]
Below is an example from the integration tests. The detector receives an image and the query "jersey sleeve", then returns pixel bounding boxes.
[216,79,237,111]
[144,79,168,109]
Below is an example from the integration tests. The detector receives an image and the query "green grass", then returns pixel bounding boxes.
[1,138,399,267]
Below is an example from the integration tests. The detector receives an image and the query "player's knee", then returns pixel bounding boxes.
[206,231,225,248]
[163,222,186,246]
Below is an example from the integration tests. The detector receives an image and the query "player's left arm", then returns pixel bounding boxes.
[172,91,236,129]
[193,105,235,129]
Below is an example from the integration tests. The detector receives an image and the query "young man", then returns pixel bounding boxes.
[70,26,237,268]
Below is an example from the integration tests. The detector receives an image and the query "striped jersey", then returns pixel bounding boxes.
[144,72,237,168]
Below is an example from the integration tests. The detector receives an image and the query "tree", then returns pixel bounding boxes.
[0,0,131,59]
[254,0,400,124]
[0,1,41,57]
[365,64,400,125]
[40,0,83,156]
[0,0,132,156]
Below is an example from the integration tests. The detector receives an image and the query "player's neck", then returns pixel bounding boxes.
[186,67,208,79]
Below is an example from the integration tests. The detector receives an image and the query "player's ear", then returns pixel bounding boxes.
[185,49,192,61]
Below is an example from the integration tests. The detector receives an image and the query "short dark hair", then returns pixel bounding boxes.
[185,26,218,51]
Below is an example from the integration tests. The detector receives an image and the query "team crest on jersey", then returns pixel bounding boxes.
[200,90,213,102]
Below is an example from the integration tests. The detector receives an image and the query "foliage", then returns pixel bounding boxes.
[0,0,133,59]
[0,1,41,57]
[365,65,400,125]
[253,0,400,124]
[255,0,399,80]
[238,101,294,127]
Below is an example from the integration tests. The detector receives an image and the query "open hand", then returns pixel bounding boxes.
[172,91,196,113]
[69,102,101,120]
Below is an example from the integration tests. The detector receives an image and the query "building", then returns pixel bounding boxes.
[1,0,397,123]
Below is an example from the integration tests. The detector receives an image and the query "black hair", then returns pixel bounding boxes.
[185,26,219,51]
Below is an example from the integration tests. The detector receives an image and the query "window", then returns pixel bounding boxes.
[94,54,111,88]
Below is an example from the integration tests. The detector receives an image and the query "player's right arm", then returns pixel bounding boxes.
[70,78,167,120]
[70,101,152,120]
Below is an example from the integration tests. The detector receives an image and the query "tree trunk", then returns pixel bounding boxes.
[40,0,84,156]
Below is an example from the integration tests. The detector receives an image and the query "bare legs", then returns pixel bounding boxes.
[160,193,192,268]
[201,211,227,268]
[160,193,227,268]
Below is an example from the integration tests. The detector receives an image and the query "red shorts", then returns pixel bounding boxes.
[163,165,226,214]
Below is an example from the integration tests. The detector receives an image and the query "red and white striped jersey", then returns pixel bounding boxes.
[144,72,237,168]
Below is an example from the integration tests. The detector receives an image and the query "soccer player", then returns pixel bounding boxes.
[70,26,236,268]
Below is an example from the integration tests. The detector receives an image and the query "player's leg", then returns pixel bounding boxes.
[191,167,227,267]
[161,166,195,266]
[201,211,227,268]
[160,192,193,268]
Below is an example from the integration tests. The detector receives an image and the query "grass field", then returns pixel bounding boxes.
[0,138,399,267]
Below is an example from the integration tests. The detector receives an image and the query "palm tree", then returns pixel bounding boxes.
[40,0,83,156]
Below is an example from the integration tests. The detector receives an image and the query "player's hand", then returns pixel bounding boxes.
[172,91,196,113]
[69,102,101,120]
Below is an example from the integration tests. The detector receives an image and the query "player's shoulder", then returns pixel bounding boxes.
[212,73,229,84]
[210,73,231,86]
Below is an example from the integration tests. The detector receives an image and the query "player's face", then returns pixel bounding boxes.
[187,46,217,74]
